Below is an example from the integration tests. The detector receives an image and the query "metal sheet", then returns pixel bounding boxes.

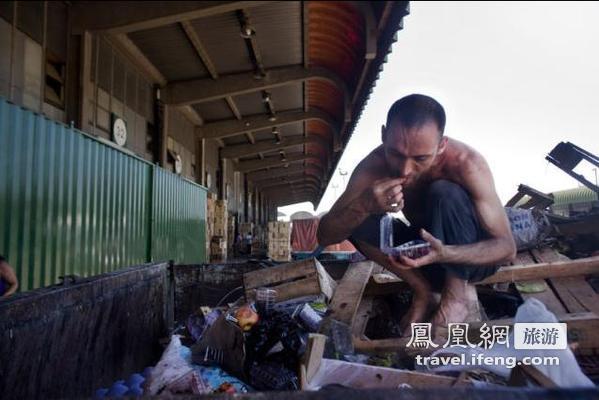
[191,12,254,75]
[0,97,207,292]
[251,1,303,69]
[193,100,234,122]
[152,168,206,264]
[0,261,170,399]
[129,24,209,81]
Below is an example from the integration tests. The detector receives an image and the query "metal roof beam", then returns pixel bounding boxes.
[237,154,312,173]
[221,135,329,159]
[263,183,319,196]
[252,171,322,187]
[197,108,338,140]
[164,65,350,122]
[71,1,272,34]
[246,165,310,181]
[256,175,322,190]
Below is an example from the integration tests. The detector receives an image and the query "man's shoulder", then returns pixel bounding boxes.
[353,146,385,177]
[446,137,487,169]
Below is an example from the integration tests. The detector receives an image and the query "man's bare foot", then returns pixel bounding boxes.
[399,292,437,336]
[431,276,480,338]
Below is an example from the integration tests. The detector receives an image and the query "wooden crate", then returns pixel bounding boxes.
[268,239,291,261]
[243,258,336,302]
[239,222,254,236]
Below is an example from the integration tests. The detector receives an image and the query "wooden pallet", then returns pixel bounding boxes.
[243,258,336,302]
[334,247,599,357]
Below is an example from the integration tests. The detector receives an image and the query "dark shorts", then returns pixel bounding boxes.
[349,180,499,292]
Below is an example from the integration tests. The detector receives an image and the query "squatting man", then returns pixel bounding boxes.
[318,94,516,336]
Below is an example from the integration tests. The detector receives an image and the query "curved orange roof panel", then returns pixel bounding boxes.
[308,81,344,121]
[308,2,365,88]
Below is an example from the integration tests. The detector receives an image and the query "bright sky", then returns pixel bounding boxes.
[279,1,599,219]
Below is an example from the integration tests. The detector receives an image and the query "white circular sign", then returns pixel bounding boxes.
[174,154,183,175]
[112,117,127,147]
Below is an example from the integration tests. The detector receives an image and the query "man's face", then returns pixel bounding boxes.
[382,121,446,187]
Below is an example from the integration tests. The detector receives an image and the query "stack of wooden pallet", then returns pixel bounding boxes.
[267,221,292,261]
[239,222,253,238]
[207,199,227,261]
[227,213,236,255]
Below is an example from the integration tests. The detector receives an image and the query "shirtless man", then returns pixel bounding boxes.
[317,94,516,334]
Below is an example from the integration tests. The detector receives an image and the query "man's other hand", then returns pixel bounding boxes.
[397,229,447,268]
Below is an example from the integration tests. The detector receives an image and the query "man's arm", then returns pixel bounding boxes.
[317,156,405,246]
[398,156,516,269]
[1,261,18,297]
[317,166,371,246]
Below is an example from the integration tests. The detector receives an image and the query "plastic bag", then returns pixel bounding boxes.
[505,207,551,250]
[419,298,594,388]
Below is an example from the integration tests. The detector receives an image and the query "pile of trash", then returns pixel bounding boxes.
[94,252,597,397]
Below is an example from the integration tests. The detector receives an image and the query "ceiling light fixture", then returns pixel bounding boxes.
[240,25,255,39]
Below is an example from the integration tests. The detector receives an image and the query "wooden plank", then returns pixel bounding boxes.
[530,247,569,263]
[477,256,599,285]
[243,258,322,290]
[520,283,567,315]
[514,250,568,316]
[364,280,410,296]
[531,248,595,314]
[558,278,599,315]
[304,359,458,389]
[354,312,599,355]
[509,364,558,388]
[326,261,375,326]
[352,297,374,338]
[301,333,327,388]
[315,261,337,301]
[513,251,536,265]
[550,277,588,313]
[267,276,321,303]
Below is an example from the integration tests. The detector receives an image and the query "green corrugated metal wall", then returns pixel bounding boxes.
[0,97,206,292]
[152,168,206,263]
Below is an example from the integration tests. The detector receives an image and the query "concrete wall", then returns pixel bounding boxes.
[87,35,155,161]
[166,107,197,181]
[203,138,219,194]
[0,4,66,122]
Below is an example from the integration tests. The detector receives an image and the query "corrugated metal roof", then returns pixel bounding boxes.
[307,120,334,141]
[116,1,410,207]
[551,187,599,206]
[253,129,277,142]
[279,123,303,136]
[193,100,234,122]
[308,2,365,88]
[269,83,303,112]
[251,2,303,69]
[308,81,344,123]
[128,24,209,81]
[232,91,266,116]
[222,135,248,146]
[190,12,254,75]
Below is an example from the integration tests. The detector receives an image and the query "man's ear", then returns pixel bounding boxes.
[437,136,448,154]
[381,124,387,142]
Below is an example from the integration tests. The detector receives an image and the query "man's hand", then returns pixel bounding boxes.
[358,177,405,214]
[392,229,448,269]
